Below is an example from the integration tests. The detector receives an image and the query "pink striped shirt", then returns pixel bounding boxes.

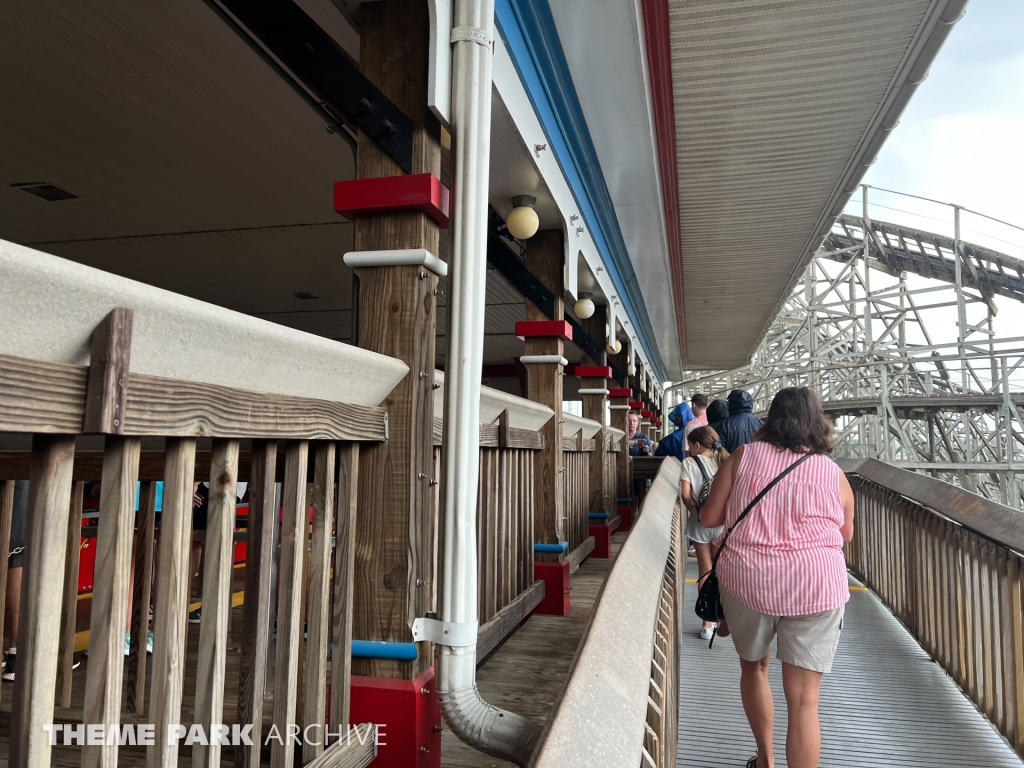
[716,442,848,616]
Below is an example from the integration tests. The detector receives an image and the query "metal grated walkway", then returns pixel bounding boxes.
[677,560,1024,768]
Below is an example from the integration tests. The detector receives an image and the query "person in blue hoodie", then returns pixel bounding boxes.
[712,389,764,452]
[654,402,694,460]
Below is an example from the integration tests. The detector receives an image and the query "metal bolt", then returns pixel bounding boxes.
[534,143,547,156]
[360,97,374,113]
[421,746,430,754]
[434,287,444,296]
[383,119,397,135]
[433,726,443,733]
[575,226,584,236]
[421,688,431,695]
[325,124,335,134]
[416,578,425,586]
[420,371,428,379]
[419,271,429,279]
[570,214,579,223]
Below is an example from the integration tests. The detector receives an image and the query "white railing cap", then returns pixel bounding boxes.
[0,240,408,407]
[562,412,602,440]
[433,371,553,431]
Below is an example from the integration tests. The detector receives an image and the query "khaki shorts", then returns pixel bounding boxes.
[721,586,844,674]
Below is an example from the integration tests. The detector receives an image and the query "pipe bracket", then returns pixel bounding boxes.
[412,617,479,647]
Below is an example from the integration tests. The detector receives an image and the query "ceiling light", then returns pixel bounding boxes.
[507,195,539,240]
[606,339,622,355]
[574,292,595,319]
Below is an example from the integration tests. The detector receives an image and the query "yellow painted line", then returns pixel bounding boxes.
[849,585,868,591]
[72,591,245,654]
[685,578,697,583]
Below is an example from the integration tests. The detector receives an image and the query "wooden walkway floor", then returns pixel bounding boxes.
[677,559,1024,768]
[441,532,626,768]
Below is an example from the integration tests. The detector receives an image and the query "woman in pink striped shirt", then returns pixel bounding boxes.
[700,387,854,768]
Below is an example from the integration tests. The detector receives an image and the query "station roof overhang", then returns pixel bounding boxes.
[524,0,969,376]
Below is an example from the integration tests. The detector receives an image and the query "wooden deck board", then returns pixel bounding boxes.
[440,533,625,768]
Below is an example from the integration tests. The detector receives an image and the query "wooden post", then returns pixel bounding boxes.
[608,347,634,531]
[349,0,441,687]
[580,307,611,517]
[10,434,75,767]
[127,481,157,714]
[56,480,84,708]
[83,436,141,768]
[0,480,13,700]
[522,230,570,614]
[83,307,133,435]
[193,439,240,768]
[148,437,197,768]
[303,442,336,764]
[235,441,277,768]
[330,444,359,739]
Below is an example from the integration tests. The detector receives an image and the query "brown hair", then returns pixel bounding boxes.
[691,393,709,409]
[754,387,834,455]
[687,426,730,464]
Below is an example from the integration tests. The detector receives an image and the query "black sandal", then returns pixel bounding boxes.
[745,757,758,768]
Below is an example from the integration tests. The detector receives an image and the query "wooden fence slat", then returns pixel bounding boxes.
[83,436,142,768]
[304,442,336,764]
[0,480,14,700]
[330,443,359,737]
[57,481,84,707]
[235,440,278,768]
[127,481,158,714]
[271,441,310,768]
[148,437,197,768]
[10,434,76,767]
[192,439,240,768]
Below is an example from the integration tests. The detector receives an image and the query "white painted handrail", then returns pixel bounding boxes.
[531,457,682,768]
[561,412,601,440]
[0,240,407,407]
[433,371,553,431]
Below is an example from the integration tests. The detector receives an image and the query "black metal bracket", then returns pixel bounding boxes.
[216,0,414,173]
[486,210,625,384]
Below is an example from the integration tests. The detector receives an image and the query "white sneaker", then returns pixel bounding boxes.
[700,625,715,641]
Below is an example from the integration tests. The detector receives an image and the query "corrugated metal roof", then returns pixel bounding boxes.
[668,0,966,369]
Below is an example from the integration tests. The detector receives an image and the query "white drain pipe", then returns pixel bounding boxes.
[436,0,541,764]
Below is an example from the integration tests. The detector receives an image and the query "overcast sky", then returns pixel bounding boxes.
[847,0,1024,256]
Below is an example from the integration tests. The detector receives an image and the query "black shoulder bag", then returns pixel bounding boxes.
[694,452,815,641]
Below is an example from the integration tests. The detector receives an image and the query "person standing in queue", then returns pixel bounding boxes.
[627,412,653,456]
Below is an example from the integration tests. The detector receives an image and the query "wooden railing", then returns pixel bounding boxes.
[840,458,1024,759]
[530,457,682,768]
[562,413,601,568]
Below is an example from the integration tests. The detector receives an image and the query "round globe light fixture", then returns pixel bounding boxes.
[606,338,622,355]
[574,292,595,319]
[507,195,539,240]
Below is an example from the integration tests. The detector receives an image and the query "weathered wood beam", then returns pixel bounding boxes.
[476,580,546,662]
[83,307,133,434]
[350,0,441,683]
[0,354,390,441]
[525,230,566,562]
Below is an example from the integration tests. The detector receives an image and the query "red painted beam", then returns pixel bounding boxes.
[515,320,573,342]
[641,410,652,417]
[574,365,613,379]
[629,401,644,410]
[608,388,633,398]
[641,0,687,365]
[334,173,450,227]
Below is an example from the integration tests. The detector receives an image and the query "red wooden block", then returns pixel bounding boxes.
[334,173,450,227]
[629,401,644,410]
[608,388,633,398]
[533,560,570,615]
[617,505,634,532]
[641,410,652,417]
[589,523,612,559]
[515,320,573,342]
[574,365,613,379]
[349,667,440,767]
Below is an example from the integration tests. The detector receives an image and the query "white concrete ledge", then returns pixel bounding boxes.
[433,371,553,431]
[562,413,602,440]
[0,240,408,408]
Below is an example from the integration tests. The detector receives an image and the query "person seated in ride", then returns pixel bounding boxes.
[627,412,653,456]
[700,387,855,768]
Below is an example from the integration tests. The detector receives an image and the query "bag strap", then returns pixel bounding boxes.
[709,450,816,570]
[694,455,711,484]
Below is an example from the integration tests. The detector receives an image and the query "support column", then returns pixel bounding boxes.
[576,304,614,556]
[608,379,633,532]
[342,2,442,765]
[523,230,569,615]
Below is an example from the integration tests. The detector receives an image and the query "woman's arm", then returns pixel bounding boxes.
[700,445,743,528]
[839,472,855,542]
[680,479,693,509]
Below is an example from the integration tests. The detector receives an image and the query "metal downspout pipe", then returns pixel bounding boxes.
[437,0,541,764]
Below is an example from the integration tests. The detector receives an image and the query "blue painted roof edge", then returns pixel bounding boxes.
[494,0,669,382]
